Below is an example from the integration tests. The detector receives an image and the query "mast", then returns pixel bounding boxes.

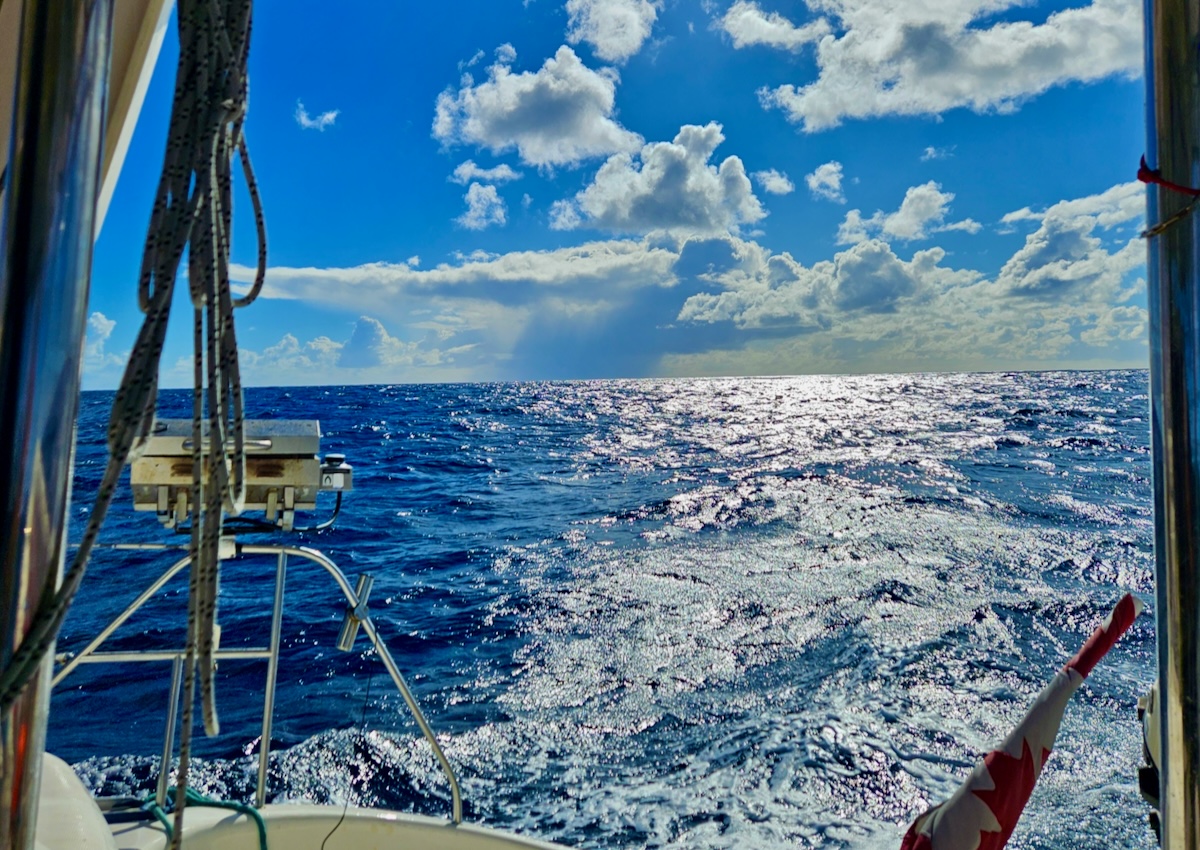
[0,1,113,848]
[1145,0,1200,847]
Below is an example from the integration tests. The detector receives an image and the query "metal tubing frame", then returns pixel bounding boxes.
[52,543,464,824]
[1145,0,1200,845]
[0,1,113,847]
[156,656,183,808]
[242,545,464,824]
[70,650,272,664]
[256,551,287,808]
[52,555,192,685]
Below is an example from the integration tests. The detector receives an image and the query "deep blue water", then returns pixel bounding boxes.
[51,371,1157,849]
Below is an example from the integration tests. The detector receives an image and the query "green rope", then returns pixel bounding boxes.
[141,798,174,836]
[143,788,268,850]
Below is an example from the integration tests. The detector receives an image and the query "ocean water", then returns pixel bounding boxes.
[51,370,1157,849]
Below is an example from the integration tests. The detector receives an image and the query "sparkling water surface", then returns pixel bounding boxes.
[52,371,1156,849]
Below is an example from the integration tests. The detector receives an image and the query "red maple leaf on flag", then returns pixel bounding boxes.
[970,739,1051,850]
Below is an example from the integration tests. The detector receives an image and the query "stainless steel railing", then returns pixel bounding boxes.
[52,543,463,822]
[0,2,114,847]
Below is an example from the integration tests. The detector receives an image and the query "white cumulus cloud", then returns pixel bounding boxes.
[1080,304,1148,345]
[450,160,524,185]
[805,161,845,203]
[229,238,680,306]
[336,316,421,368]
[566,0,661,63]
[295,100,339,131]
[237,333,341,374]
[830,239,926,311]
[838,181,980,243]
[921,145,955,161]
[234,317,464,385]
[677,237,965,329]
[551,122,766,236]
[720,0,831,50]
[86,311,115,348]
[433,45,642,168]
[1001,180,1144,230]
[670,181,1146,375]
[495,43,518,64]
[84,311,124,371]
[746,0,1141,131]
[460,49,486,71]
[752,169,796,195]
[549,199,583,230]
[997,182,1143,297]
[457,183,508,230]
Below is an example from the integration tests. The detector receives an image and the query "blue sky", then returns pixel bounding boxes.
[83,0,1148,388]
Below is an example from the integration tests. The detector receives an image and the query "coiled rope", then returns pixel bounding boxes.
[0,1,264,846]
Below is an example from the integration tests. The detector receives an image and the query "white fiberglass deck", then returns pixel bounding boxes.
[39,751,567,850]
[108,806,568,850]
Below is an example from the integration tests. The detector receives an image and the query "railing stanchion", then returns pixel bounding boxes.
[256,551,287,808]
[360,616,463,824]
[242,545,466,825]
[156,655,184,808]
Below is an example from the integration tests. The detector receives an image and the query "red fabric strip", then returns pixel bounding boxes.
[1139,155,1200,197]
[1067,593,1143,678]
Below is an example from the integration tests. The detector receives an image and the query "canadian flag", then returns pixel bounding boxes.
[899,593,1145,850]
